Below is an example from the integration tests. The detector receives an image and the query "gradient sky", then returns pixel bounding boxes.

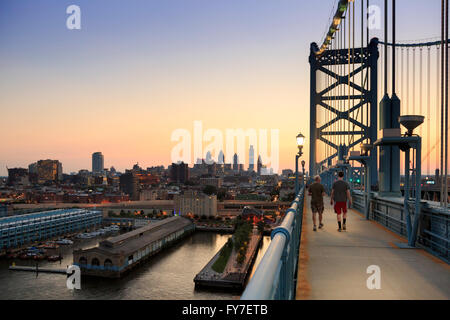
[0,0,443,175]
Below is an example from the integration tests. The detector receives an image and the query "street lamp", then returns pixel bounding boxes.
[295,133,305,195]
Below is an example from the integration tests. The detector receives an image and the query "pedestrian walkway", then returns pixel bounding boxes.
[296,195,450,300]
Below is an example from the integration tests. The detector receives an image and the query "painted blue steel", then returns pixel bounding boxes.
[374,135,423,246]
[309,38,379,186]
[379,40,448,47]
[241,187,305,300]
[295,154,300,195]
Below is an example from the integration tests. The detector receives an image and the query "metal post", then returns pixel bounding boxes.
[295,155,300,195]
[369,39,379,186]
[404,148,412,242]
[409,139,422,246]
[309,45,318,178]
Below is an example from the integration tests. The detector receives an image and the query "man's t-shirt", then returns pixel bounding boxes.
[332,180,350,202]
[309,182,325,205]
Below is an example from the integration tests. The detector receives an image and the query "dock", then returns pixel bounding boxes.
[9,265,66,274]
[194,230,262,290]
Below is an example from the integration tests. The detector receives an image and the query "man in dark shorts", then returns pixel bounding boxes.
[330,171,352,232]
[308,175,325,232]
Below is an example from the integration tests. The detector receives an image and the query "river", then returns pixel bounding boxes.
[0,232,271,300]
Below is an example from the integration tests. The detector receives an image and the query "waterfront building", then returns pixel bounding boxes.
[174,190,217,217]
[73,216,194,278]
[0,208,102,249]
[92,152,104,174]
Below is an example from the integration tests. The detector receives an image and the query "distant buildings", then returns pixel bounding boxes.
[28,160,62,184]
[233,153,239,172]
[7,168,29,186]
[200,177,223,189]
[92,152,104,174]
[170,162,189,184]
[257,156,263,175]
[249,145,255,172]
[218,150,225,164]
[174,190,217,217]
[119,170,140,200]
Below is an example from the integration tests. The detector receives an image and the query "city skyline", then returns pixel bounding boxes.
[0,0,444,176]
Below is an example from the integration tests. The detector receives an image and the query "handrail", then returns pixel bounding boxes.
[241,186,305,300]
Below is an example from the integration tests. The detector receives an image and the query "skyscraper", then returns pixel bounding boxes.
[233,153,239,172]
[248,145,255,172]
[92,152,104,174]
[218,150,225,164]
[205,151,213,164]
[257,155,262,175]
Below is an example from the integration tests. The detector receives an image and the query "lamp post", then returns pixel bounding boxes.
[295,133,305,195]
[301,160,306,187]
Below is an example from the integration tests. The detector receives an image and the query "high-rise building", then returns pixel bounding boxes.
[248,145,255,172]
[119,170,140,200]
[218,150,225,164]
[257,155,263,175]
[170,162,190,184]
[205,151,213,164]
[92,152,104,174]
[233,153,239,171]
[32,160,62,183]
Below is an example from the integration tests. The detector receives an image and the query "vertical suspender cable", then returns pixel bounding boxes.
[407,48,410,115]
[441,0,445,206]
[427,47,431,176]
[392,0,396,95]
[366,0,370,133]
[413,48,416,115]
[419,48,423,137]
[444,0,448,208]
[384,0,388,95]
[361,0,364,144]
[437,45,441,183]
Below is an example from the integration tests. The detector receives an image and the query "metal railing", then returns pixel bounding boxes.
[241,186,305,300]
[352,190,449,263]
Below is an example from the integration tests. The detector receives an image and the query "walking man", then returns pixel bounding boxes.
[308,175,325,232]
[330,171,352,232]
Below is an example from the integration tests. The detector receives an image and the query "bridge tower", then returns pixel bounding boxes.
[309,38,379,186]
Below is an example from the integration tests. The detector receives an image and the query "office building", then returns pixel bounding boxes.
[170,162,189,184]
[92,152,104,174]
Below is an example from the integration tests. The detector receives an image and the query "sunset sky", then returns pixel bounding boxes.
[0,0,444,176]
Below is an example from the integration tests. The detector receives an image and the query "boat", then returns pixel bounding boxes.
[47,255,62,262]
[56,239,73,245]
[42,242,59,249]
[33,254,46,261]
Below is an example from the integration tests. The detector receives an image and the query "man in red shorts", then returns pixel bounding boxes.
[330,171,352,232]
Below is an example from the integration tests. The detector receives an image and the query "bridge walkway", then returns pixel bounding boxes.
[296,195,450,300]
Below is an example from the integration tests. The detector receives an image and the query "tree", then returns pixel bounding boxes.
[203,185,217,196]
